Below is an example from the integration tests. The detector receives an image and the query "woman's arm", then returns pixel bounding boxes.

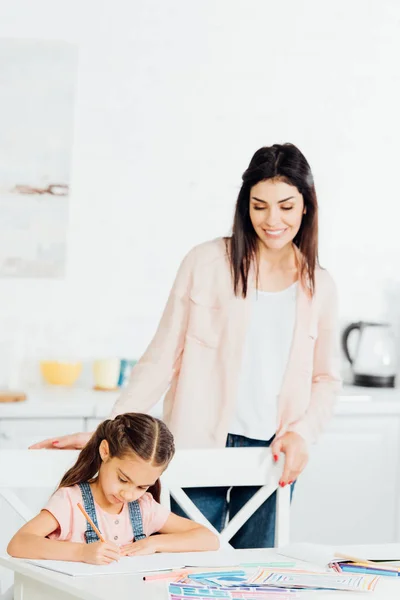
[30,247,196,449]
[7,511,120,564]
[121,513,220,556]
[29,431,92,449]
[287,273,342,444]
[110,247,196,417]
[271,274,342,485]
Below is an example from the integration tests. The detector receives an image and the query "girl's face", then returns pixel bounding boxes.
[249,179,305,252]
[98,440,164,506]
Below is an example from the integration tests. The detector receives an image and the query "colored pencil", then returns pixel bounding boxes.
[335,552,400,571]
[143,569,191,581]
[77,502,106,543]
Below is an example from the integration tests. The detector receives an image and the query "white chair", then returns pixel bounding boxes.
[0,450,79,523]
[0,450,79,600]
[0,447,290,548]
[161,447,290,548]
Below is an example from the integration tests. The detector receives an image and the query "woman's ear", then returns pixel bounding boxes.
[99,439,110,462]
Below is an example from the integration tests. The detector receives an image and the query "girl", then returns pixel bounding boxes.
[9,413,219,564]
[32,143,341,549]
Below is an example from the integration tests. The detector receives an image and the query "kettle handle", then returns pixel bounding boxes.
[342,322,362,365]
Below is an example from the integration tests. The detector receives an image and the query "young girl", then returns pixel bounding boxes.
[8,413,219,564]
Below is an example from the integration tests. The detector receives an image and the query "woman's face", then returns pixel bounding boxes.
[249,179,305,251]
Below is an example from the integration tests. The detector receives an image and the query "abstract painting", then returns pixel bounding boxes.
[0,39,77,277]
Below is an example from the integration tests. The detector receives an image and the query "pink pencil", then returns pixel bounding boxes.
[143,569,190,581]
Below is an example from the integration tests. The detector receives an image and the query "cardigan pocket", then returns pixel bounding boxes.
[186,298,223,349]
[304,324,319,376]
[308,317,319,342]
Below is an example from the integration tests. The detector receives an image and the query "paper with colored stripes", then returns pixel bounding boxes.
[169,582,297,599]
[247,568,379,591]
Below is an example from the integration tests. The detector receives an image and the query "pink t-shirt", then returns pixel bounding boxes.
[43,485,170,546]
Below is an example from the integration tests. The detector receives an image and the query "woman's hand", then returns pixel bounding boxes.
[29,431,92,450]
[81,540,120,565]
[271,431,309,487]
[120,537,158,557]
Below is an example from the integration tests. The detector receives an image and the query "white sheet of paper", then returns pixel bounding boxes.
[338,544,400,562]
[278,543,400,567]
[26,550,242,577]
[277,544,335,568]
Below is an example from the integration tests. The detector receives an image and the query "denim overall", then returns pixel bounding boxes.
[78,482,146,544]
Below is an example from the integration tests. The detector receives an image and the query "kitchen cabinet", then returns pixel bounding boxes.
[290,415,400,544]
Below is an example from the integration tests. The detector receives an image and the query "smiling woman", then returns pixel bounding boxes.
[31,143,341,550]
[229,144,318,297]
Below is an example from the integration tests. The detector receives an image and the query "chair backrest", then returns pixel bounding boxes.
[0,449,79,522]
[0,447,290,547]
[161,447,290,548]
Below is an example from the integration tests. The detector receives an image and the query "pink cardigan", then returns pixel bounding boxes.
[111,238,342,448]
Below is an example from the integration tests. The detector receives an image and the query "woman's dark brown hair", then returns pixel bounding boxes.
[58,413,175,503]
[227,143,319,297]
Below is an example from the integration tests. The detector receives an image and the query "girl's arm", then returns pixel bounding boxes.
[7,511,120,564]
[155,513,220,552]
[7,511,86,561]
[121,513,220,556]
[287,273,342,445]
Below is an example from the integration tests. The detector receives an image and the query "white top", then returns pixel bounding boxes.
[229,283,297,441]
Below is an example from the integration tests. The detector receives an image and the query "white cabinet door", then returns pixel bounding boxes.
[0,418,85,449]
[290,415,400,545]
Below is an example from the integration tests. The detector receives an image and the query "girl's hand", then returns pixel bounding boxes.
[271,431,309,487]
[81,540,120,565]
[120,537,158,557]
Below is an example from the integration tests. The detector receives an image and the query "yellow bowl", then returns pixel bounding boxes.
[40,361,82,386]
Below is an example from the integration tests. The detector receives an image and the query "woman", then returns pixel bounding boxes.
[32,143,341,548]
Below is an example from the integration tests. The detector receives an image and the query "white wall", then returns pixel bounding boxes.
[0,0,400,385]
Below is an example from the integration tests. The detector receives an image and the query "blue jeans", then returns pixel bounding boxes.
[170,433,295,549]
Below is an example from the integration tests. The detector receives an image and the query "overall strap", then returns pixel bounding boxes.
[128,500,146,541]
[78,482,101,544]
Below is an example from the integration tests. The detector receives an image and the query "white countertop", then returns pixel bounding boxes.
[0,384,400,419]
[336,384,400,414]
[0,387,119,419]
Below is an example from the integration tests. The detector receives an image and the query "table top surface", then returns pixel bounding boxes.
[2,548,400,600]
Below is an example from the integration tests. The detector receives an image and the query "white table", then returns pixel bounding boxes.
[1,549,400,600]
